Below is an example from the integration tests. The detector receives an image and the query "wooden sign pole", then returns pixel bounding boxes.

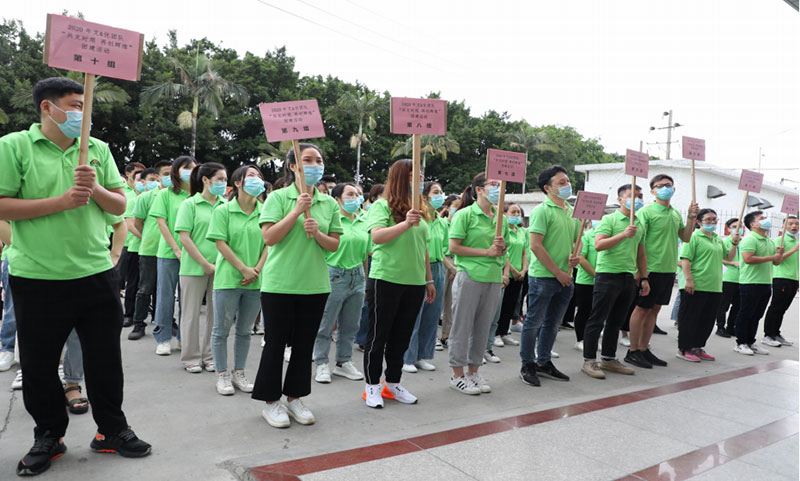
[630,175,636,225]
[737,193,749,234]
[691,159,696,204]
[292,139,312,237]
[77,73,95,166]
[495,180,506,237]
[412,133,421,211]
[780,215,789,247]
[572,220,586,257]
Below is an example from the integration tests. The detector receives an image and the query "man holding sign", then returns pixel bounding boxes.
[0,78,151,475]
[762,214,798,347]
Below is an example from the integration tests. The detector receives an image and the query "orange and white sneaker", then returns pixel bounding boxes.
[384,383,417,404]
[364,384,384,409]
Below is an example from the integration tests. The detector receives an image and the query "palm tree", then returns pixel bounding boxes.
[391,134,460,173]
[256,139,293,178]
[330,91,382,185]
[504,127,558,193]
[10,74,131,111]
[0,108,8,124]
[140,50,249,157]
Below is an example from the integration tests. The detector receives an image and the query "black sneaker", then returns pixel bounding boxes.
[16,433,66,476]
[122,317,133,328]
[652,325,668,335]
[519,363,541,386]
[128,325,145,341]
[90,428,151,458]
[624,350,653,369]
[536,360,570,381]
[440,338,448,348]
[716,327,732,338]
[171,320,179,337]
[641,349,668,367]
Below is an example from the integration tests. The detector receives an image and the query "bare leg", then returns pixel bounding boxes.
[640,305,662,350]
[629,306,649,351]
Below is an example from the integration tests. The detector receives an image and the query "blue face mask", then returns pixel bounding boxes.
[556,185,572,200]
[209,181,227,196]
[342,198,361,213]
[701,224,717,233]
[357,195,365,206]
[303,165,324,186]
[243,177,265,196]
[145,180,160,191]
[450,207,457,218]
[161,175,173,188]
[759,219,772,230]
[787,231,798,238]
[591,220,600,228]
[48,102,85,139]
[656,186,675,200]
[429,194,445,209]
[409,182,424,195]
[364,203,371,211]
[508,215,522,225]
[134,181,145,193]
[180,169,193,183]
[487,185,501,205]
[732,227,744,235]
[625,197,644,212]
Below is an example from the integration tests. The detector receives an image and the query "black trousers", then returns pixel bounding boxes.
[497,277,525,336]
[133,255,157,327]
[677,290,721,352]
[582,273,636,360]
[364,280,425,385]
[734,284,772,346]
[572,283,594,342]
[123,251,140,320]
[716,281,740,332]
[10,270,128,438]
[764,278,799,338]
[252,292,328,402]
[117,246,129,291]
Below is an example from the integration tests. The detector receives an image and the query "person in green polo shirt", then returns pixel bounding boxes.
[763,215,798,347]
[715,218,744,338]
[129,162,172,340]
[313,182,369,384]
[175,162,226,373]
[0,77,150,476]
[252,144,343,428]
[118,162,145,298]
[733,210,785,355]
[492,202,528,349]
[207,165,267,396]
[121,167,146,328]
[572,219,598,352]
[676,209,739,362]
[151,155,197,355]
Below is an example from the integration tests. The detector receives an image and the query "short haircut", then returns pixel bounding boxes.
[140,168,157,179]
[697,208,716,223]
[153,160,173,170]
[32,77,84,114]
[725,217,739,228]
[616,184,643,196]
[743,210,763,230]
[790,215,798,220]
[537,165,568,191]
[649,174,674,189]
[125,162,146,174]
[331,182,357,199]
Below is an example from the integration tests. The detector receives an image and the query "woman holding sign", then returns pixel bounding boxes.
[363,159,434,408]
[494,202,528,347]
[252,144,342,428]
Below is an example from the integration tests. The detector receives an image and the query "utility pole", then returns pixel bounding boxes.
[665,110,673,160]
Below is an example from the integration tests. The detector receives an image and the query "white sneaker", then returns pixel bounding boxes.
[450,375,480,395]
[231,370,254,392]
[573,340,584,352]
[776,335,794,346]
[619,337,631,347]
[176,340,182,351]
[261,338,266,348]
[415,360,436,371]
[493,336,504,347]
[0,351,15,372]
[57,365,65,386]
[469,373,491,393]
[286,398,315,424]
[510,322,523,332]
[402,363,418,373]
[386,383,418,404]
[204,362,216,372]
[501,335,519,346]
[11,369,22,390]
[184,364,203,373]
[435,339,443,351]
[216,372,234,395]
[750,344,770,355]
[734,344,754,356]
[483,351,501,363]
[365,384,383,408]
[333,361,364,380]
[262,402,290,428]
[283,346,292,363]
[551,351,560,358]
[315,363,332,383]
[762,337,782,347]
[155,342,171,356]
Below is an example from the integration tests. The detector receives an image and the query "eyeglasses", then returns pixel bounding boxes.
[702,218,718,224]
[483,182,501,188]
[653,183,674,189]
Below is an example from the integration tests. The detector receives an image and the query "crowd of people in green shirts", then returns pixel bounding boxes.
[0,77,798,477]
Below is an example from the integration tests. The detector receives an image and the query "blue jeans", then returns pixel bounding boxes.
[670,290,681,321]
[520,277,574,365]
[314,265,365,365]
[1,258,16,352]
[154,257,181,344]
[404,262,446,364]
[212,288,261,372]
[62,329,83,384]
[485,287,504,351]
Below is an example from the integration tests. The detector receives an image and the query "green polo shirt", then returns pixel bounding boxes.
[122,189,137,248]
[576,228,598,286]
[506,225,529,273]
[427,212,449,263]
[637,202,685,273]
[133,189,160,256]
[595,210,646,275]
[207,198,264,290]
[259,186,343,294]
[528,197,580,278]
[124,190,142,253]
[773,234,798,281]
[175,193,224,276]
[722,236,741,283]
[449,202,510,283]
[680,229,726,293]
[368,198,429,285]
[150,187,190,259]
[326,211,369,270]
[0,124,125,280]
[739,231,776,285]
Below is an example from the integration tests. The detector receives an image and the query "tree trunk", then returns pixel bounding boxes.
[190,96,199,158]
[355,119,363,185]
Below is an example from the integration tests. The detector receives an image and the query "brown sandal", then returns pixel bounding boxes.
[65,385,89,415]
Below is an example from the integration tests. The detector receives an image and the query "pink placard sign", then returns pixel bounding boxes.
[572,191,609,221]
[738,169,764,193]
[625,149,649,178]
[682,136,706,161]
[258,100,326,142]
[781,194,799,215]
[43,14,144,81]
[486,149,527,183]
[390,97,447,135]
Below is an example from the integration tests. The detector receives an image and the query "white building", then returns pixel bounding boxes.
[575,159,798,235]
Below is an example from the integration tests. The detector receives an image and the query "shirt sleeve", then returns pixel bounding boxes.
[174,201,195,233]
[96,143,125,190]
[448,208,468,240]
[528,206,548,235]
[327,199,343,235]
[367,200,392,233]
[206,205,229,242]
[149,189,168,219]
[596,215,612,237]
[740,236,757,253]
[680,234,696,261]
[259,190,286,225]
[0,135,22,197]
[124,194,136,218]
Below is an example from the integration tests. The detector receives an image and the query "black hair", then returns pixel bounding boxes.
[789,215,798,220]
[170,156,197,193]
[140,168,157,179]
[282,143,323,185]
[227,164,263,201]
[616,183,643,196]
[537,165,568,192]
[331,182,357,199]
[33,77,84,114]
[744,211,764,230]
[264,181,273,194]
[649,174,674,189]
[315,181,329,193]
[368,184,384,202]
[503,202,518,213]
[124,162,146,175]
[132,169,145,181]
[153,160,173,171]
[322,175,336,184]
[189,162,226,196]
[459,173,487,211]
[423,181,442,197]
[697,208,716,224]
[725,217,740,228]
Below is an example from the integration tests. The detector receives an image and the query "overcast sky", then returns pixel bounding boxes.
[5,0,798,184]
